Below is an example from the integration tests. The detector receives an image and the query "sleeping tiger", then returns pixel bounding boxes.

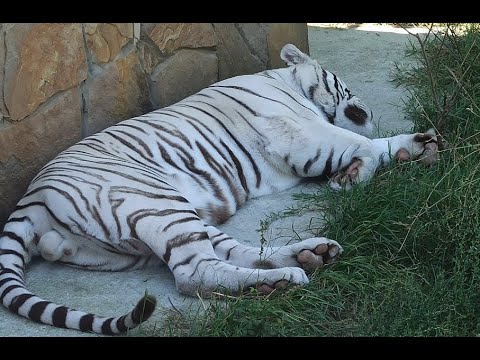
[0,43,439,335]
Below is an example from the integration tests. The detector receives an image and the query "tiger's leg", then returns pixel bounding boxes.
[205,225,342,271]
[131,207,311,296]
[329,129,439,189]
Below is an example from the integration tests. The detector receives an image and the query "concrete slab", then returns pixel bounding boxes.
[0,24,424,336]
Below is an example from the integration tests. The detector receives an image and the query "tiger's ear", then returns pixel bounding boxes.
[280,44,310,66]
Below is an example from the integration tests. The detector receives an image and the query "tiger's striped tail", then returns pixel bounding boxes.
[0,218,156,335]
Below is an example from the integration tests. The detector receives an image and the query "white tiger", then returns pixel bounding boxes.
[0,44,439,335]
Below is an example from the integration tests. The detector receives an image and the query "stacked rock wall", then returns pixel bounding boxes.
[0,23,309,227]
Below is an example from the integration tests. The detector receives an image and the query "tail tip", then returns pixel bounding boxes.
[132,294,157,324]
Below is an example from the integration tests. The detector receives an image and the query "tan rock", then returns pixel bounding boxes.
[150,49,218,108]
[137,40,162,73]
[213,23,265,80]
[3,23,87,121]
[266,23,310,68]
[85,23,133,63]
[235,23,269,66]
[85,49,152,136]
[147,23,216,54]
[0,87,82,227]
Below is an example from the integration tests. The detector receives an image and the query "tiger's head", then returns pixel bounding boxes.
[280,43,373,138]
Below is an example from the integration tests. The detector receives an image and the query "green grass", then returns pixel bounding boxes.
[159,24,480,337]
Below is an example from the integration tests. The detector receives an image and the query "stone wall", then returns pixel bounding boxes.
[0,23,309,228]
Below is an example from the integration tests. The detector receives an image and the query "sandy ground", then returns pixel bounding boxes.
[0,24,424,337]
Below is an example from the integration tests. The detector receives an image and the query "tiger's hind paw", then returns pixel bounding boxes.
[253,267,309,295]
[297,242,342,272]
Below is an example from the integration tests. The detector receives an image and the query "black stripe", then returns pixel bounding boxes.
[321,148,335,177]
[322,69,332,95]
[111,129,154,157]
[156,141,206,190]
[28,300,50,323]
[196,141,241,206]
[318,104,335,124]
[44,160,170,192]
[101,318,115,335]
[189,257,219,277]
[267,83,318,116]
[52,306,69,328]
[111,198,124,240]
[210,89,257,116]
[327,111,335,124]
[141,119,193,148]
[291,164,298,176]
[172,254,196,271]
[132,295,156,324]
[170,104,262,188]
[308,84,319,100]
[9,293,35,313]
[0,250,25,267]
[212,237,233,248]
[337,148,348,170]
[111,186,188,203]
[0,276,22,289]
[127,209,198,240]
[210,85,300,115]
[6,217,31,223]
[113,123,148,134]
[226,245,239,261]
[15,202,72,233]
[0,284,23,303]
[45,178,99,219]
[79,313,95,332]
[0,232,28,253]
[176,114,234,170]
[257,71,275,79]
[163,217,200,232]
[103,131,159,168]
[221,141,249,195]
[23,185,87,222]
[0,268,23,279]
[163,232,209,264]
[179,147,227,203]
[91,205,111,240]
[116,315,129,333]
[333,73,344,97]
[209,232,225,240]
[303,149,321,174]
[159,108,215,136]
[233,109,265,138]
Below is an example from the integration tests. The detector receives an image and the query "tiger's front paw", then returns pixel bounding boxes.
[396,128,440,165]
[328,159,363,191]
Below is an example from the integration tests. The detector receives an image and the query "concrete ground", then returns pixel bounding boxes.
[0,24,425,336]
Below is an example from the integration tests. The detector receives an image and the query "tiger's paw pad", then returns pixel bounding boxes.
[329,159,363,191]
[297,243,342,272]
[414,129,440,165]
[256,280,293,295]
